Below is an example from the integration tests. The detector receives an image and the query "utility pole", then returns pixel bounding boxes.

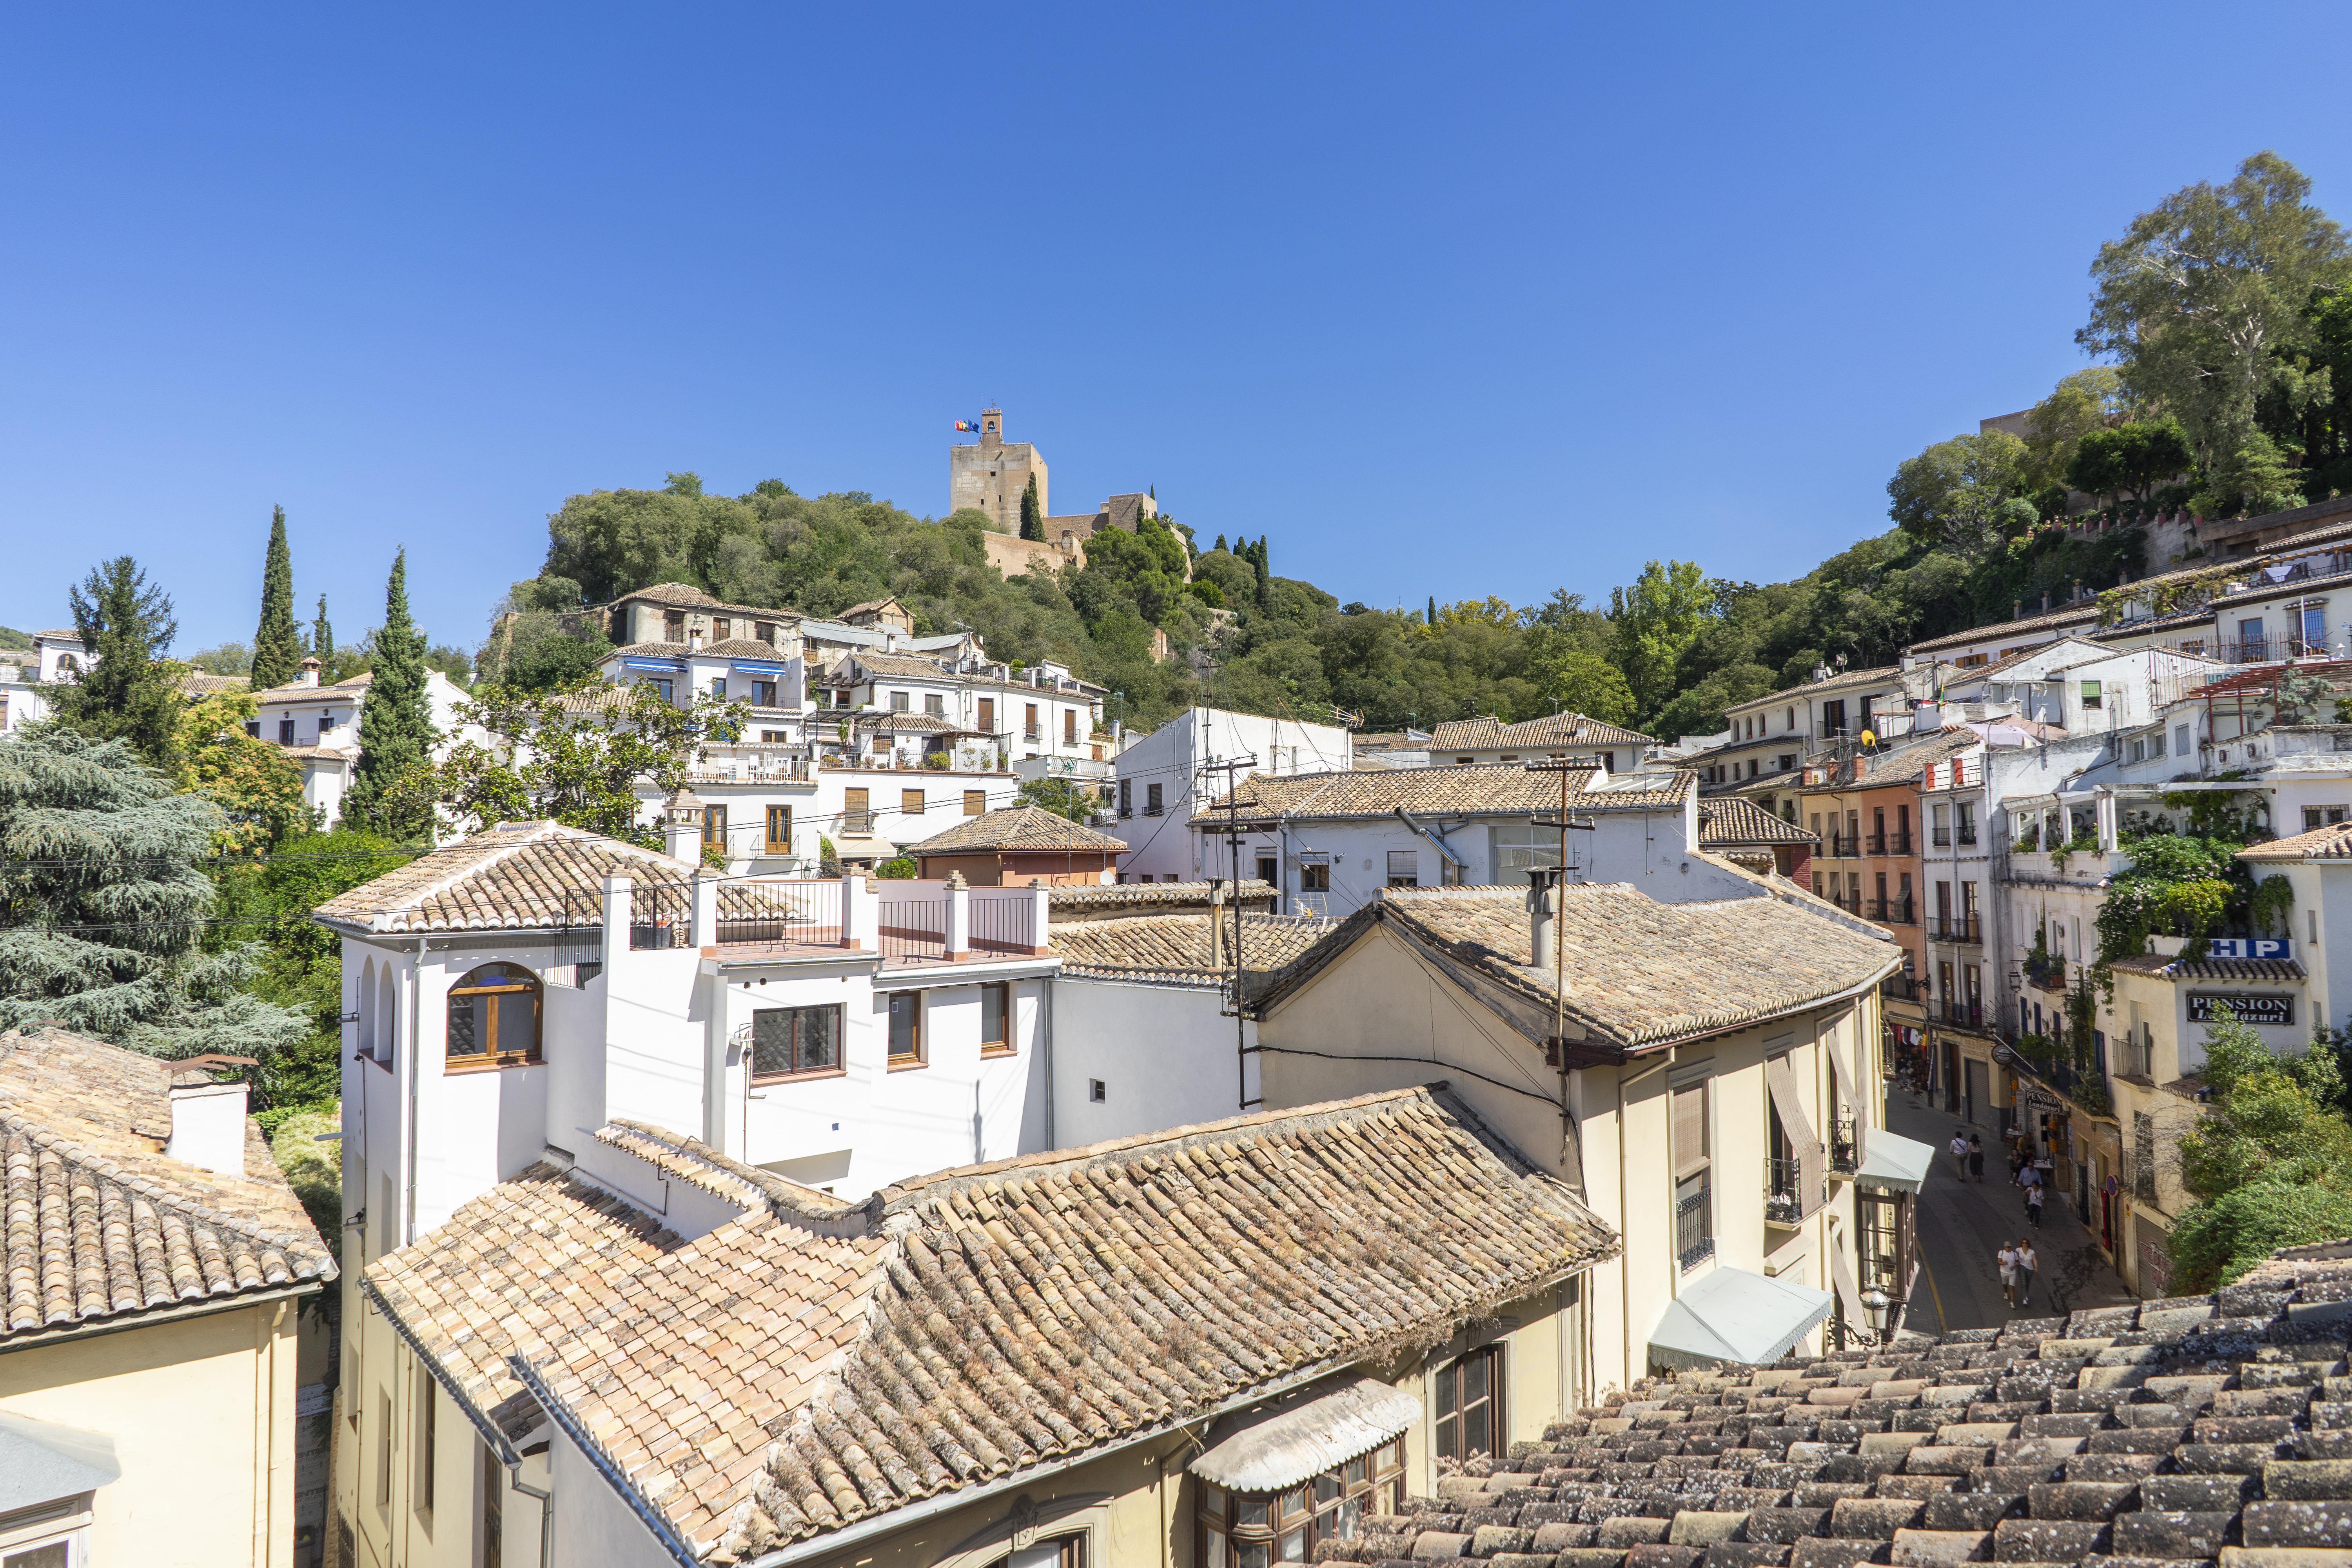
[1527,759,1596,1181]
[1201,754,1261,1110]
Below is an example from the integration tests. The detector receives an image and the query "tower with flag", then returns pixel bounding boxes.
[946,405,1047,532]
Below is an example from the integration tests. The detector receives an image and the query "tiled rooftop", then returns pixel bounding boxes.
[0,1027,336,1340]
[902,802,1128,854]
[1050,910,1337,984]
[1338,1245,2352,1568]
[1257,886,1898,1052]
[2239,823,2352,863]
[1431,713,1657,751]
[1193,764,1696,827]
[1701,799,1817,848]
[2107,954,2308,983]
[1047,878,1279,919]
[373,1088,1619,1560]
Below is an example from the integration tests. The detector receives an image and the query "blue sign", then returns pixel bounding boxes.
[2204,937,2291,961]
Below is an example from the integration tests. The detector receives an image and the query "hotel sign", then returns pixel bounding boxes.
[2186,993,2294,1026]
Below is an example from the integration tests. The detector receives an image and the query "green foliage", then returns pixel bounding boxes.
[1019,474,1042,541]
[480,604,612,692]
[2081,152,2352,514]
[1887,429,2035,549]
[186,642,252,676]
[250,506,301,693]
[0,625,29,652]
[1018,776,1100,822]
[1609,561,1713,726]
[51,556,183,770]
[2094,833,2243,970]
[309,595,334,664]
[392,681,746,844]
[0,729,310,1062]
[343,549,439,840]
[875,856,917,879]
[175,689,315,854]
[2169,1005,2352,1288]
[2067,420,2193,508]
[2020,368,2127,494]
[269,1105,342,1241]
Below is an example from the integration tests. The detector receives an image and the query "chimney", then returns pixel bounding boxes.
[298,656,321,688]
[167,1071,250,1178]
[1527,867,1559,969]
[884,629,900,653]
[689,629,705,652]
[662,787,706,863]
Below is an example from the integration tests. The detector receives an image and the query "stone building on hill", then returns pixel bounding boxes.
[948,405,1049,531]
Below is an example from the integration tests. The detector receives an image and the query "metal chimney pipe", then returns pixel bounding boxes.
[1527,867,1557,969]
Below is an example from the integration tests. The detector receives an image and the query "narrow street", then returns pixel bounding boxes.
[1885,1085,2138,1331]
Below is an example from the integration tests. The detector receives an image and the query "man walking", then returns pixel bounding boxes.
[2014,1239,2038,1309]
[2026,1180,2045,1229]
[1997,1241,2018,1308]
[2016,1158,2041,1211]
[1951,1132,1970,1180]
[1968,1132,1985,1183]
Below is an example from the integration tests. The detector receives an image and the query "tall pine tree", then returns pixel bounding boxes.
[311,593,334,664]
[250,505,300,691]
[0,728,309,1059]
[51,556,181,769]
[343,549,437,842]
[1019,474,1044,540]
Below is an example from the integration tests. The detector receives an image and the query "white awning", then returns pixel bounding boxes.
[1648,1265,1834,1372]
[1189,1377,1423,1492]
[1854,1130,1938,1194]
[0,1410,120,1512]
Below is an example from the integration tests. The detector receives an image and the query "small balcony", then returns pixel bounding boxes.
[1880,974,1920,1002]
[1764,1156,1815,1227]
[1828,834,1858,858]
[1829,1118,1857,1175]
[1864,832,1914,857]
[1936,999,1984,1028]
[1930,915,1982,945]
[1867,897,1916,926]
[1956,824,1978,846]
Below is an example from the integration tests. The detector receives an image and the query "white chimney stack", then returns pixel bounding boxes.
[662,787,706,863]
[298,656,322,688]
[1527,868,1558,969]
[167,1079,249,1178]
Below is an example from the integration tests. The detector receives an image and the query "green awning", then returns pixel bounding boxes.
[1854,1130,1937,1194]
[1648,1265,1834,1372]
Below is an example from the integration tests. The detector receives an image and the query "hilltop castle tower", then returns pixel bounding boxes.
[949,407,1049,534]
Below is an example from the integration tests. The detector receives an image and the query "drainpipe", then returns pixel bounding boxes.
[1615,1046,1677,1387]
[405,935,425,1247]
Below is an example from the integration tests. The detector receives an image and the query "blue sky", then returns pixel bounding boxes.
[7,3,2352,654]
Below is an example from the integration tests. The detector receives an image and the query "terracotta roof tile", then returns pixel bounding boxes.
[1258,885,1898,1051]
[1047,879,1279,917]
[1358,1245,2352,1568]
[902,804,1127,855]
[1050,912,1336,984]
[1699,798,1816,848]
[1192,764,1695,826]
[2107,953,2308,981]
[0,1027,336,1340]
[2239,822,2352,861]
[1429,713,1657,751]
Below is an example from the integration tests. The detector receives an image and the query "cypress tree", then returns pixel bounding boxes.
[311,594,334,664]
[52,556,181,770]
[343,549,437,842]
[250,505,300,691]
[1213,533,1227,553]
[1019,474,1043,540]
[1427,594,1438,626]
[1251,537,1271,603]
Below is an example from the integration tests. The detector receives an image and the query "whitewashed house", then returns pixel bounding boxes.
[1110,706,1354,881]
[247,657,479,827]
[1426,711,1654,770]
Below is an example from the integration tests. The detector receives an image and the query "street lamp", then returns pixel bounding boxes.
[1859,1286,1893,1338]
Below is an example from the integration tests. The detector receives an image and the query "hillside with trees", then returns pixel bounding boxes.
[483,154,2352,742]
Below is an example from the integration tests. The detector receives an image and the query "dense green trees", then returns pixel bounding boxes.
[51,556,183,769]
[343,550,438,840]
[0,729,309,1062]
[250,506,301,691]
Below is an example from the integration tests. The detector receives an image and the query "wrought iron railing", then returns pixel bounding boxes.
[1829,1118,1857,1174]
[1931,915,1982,944]
[1676,1191,1714,1270]
[1764,1157,1811,1225]
[1868,897,1916,925]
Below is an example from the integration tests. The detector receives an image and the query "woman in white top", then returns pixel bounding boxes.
[1996,1243,2018,1307]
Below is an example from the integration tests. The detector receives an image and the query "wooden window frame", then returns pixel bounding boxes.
[445,964,542,1071]
[1063,709,1078,744]
[980,982,1014,1058]
[964,790,985,817]
[886,991,925,1069]
[749,1004,844,1082]
[765,805,792,855]
[903,789,925,816]
[703,802,728,849]
[1434,1345,1501,1462]
[1196,1437,1405,1568]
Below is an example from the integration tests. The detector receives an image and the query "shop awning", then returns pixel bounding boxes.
[1854,1130,1938,1194]
[1647,1265,1834,1372]
[0,1410,120,1512]
[1190,1376,1423,1492]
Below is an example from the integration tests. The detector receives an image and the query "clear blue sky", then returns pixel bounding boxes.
[8,3,2352,654]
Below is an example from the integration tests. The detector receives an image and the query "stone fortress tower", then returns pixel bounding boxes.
[948,407,1048,534]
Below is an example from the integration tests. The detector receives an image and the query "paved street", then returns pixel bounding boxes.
[1885,1086,2137,1332]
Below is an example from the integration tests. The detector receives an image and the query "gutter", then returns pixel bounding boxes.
[508,1354,704,1568]
[0,1280,322,1355]
[1394,807,1466,868]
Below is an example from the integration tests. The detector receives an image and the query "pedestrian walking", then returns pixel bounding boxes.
[2015,1160,2039,1211]
[2026,1181,2045,1229]
[1951,1133,1970,1179]
[1968,1132,1985,1183]
[1997,1242,2019,1307]
[2014,1240,2038,1309]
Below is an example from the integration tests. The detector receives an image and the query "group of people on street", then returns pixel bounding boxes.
[1998,1237,2040,1308]
[1954,1121,2061,1309]
[1947,1131,1984,1181]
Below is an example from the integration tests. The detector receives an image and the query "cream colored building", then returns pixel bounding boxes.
[0,1027,336,1567]
[1247,880,1930,1393]
[345,1087,1617,1568]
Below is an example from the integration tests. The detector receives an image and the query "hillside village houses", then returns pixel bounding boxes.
[1108,706,1354,882]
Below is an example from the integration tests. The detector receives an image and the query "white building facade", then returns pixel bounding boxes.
[1110,706,1354,881]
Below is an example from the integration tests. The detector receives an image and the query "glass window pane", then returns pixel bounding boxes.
[4,1544,70,1568]
[1336,1498,1362,1539]
[1201,1484,1225,1523]
[1342,1456,1365,1488]
[447,993,483,1057]
[494,989,535,1057]
[1279,1531,1305,1562]
[1465,1351,1488,1403]
[1313,1474,1339,1505]
[1238,1543,1268,1568]
[889,994,918,1057]
[752,1009,793,1076]
[982,984,1007,1047]
[1234,1495,1270,1531]
[1201,1530,1227,1568]
[798,1007,838,1071]
[1466,1400,1490,1459]
[1435,1411,1457,1461]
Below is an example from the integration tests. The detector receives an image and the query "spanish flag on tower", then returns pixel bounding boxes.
[954,418,980,432]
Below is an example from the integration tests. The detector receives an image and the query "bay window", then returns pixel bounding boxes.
[1196,1439,1404,1568]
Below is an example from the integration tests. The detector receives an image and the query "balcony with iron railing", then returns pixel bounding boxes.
[1930,915,1982,945]
[1880,974,1920,1002]
[1827,834,1858,858]
[1675,1191,1715,1271]
[1764,1156,1817,1227]
[1829,1118,1857,1175]
[1936,999,1985,1028]
[1864,832,1914,856]
[1867,897,1916,926]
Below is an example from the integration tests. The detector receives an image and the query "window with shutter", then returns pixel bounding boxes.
[1673,1080,1713,1269]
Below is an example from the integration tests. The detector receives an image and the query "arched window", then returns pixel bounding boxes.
[359,958,377,1058]
[447,963,541,1067]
